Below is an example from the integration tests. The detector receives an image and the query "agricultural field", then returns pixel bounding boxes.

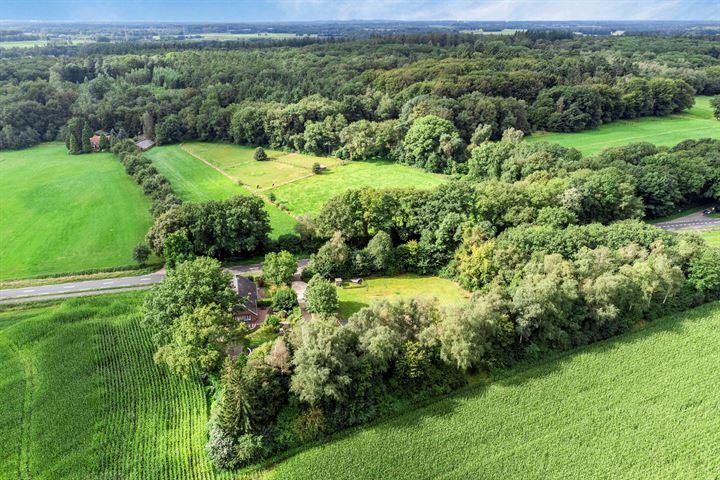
[527,96,720,156]
[0,40,48,48]
[182,142,341,191]
[267,301,720,479]
[145,145,297,238]
[0,292,227,479]
[269,159,446,215]
[150,142,445,221]
[336,275,469,318]
[0,144,154,280]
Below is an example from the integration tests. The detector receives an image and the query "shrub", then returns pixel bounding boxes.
[312,162,322,174]
[132,243,151,265]
[265,314,281,329]
[234,434,264,466]
[206,424,238,471]
[273,286,299,314]
[254,147,268,161]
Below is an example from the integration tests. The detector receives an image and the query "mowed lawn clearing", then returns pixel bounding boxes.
[0,292,227,480]
[267,301,720,480]
[270,159,447,215]
[698,230,720,247]
[182,142,342,191]
[527,96,720,156]
[336,274,469,318]
[145,145,296,238]
[0,144,153,280]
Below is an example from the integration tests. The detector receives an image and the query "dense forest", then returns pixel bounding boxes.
[1,32,719,163]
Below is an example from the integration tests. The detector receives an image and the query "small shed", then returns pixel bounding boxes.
[232,275,259,326]
[135,139,155,151]
[335,278,343,287]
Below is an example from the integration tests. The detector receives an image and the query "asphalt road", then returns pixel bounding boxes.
[655,211,720,231]
[0,259,308,304]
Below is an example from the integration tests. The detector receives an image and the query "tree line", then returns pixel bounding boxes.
[2,33,719,152]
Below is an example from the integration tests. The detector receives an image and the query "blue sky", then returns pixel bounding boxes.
[1,0,718,22]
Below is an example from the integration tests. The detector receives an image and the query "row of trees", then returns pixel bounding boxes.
[111,138,182,217]
[144,227,720,470]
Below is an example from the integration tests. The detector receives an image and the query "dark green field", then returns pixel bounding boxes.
[267,302,720,479]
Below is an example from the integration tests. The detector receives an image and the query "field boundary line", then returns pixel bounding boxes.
[258,172,317,192]
[180,144,300,221]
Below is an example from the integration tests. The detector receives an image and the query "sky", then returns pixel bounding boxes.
[1,0,718,23]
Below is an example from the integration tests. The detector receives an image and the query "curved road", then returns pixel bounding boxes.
[0,260,308,304]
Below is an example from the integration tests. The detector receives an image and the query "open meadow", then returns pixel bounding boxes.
[145,145,297,238]
[267,301,720,479]
[269,159,446,215]
[336,275,469,318]
[0,144,153,280]
[527,96,720,156]
[0,292,226,480]
[148,143,446,220]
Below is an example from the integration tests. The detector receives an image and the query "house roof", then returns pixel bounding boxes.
[135,139,155,150]
[233,275,258,315]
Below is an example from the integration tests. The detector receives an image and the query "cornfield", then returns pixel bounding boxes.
[0,293,244,479]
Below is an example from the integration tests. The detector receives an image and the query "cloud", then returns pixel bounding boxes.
[2,0,718,22]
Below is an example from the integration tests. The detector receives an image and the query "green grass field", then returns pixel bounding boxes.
[698,230,720,247]
[0,40,48,48]
[528,96,720,156]
[149,143,445,224]
[270,159,446,215]
[336,275,469,318]
[145,145,297,238]
[267,301,720,479]
[0,144,154,280]
[0,293,228,479]
[182,142,341,191]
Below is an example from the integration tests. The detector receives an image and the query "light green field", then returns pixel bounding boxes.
[182,142,341,191]
[336,274,469,318]
[0,144,154,280]
[0,293,229,480]
[268,301,720,479]
[698,230,720,247]
[270,159,446,215]
[0,40,48,48]
[528,96,720,156]
[145,145,297,238]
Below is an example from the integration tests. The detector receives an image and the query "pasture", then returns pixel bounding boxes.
[145,145,297,238]
[0,293,225,479]
[267,301,720,479]
[0,40,48,48]
[150,143,445,221]
[336,275,469,318]
[182,142,341,191]
[528,96,720,155]
[0,144,153,280]
[270,159,446,215]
